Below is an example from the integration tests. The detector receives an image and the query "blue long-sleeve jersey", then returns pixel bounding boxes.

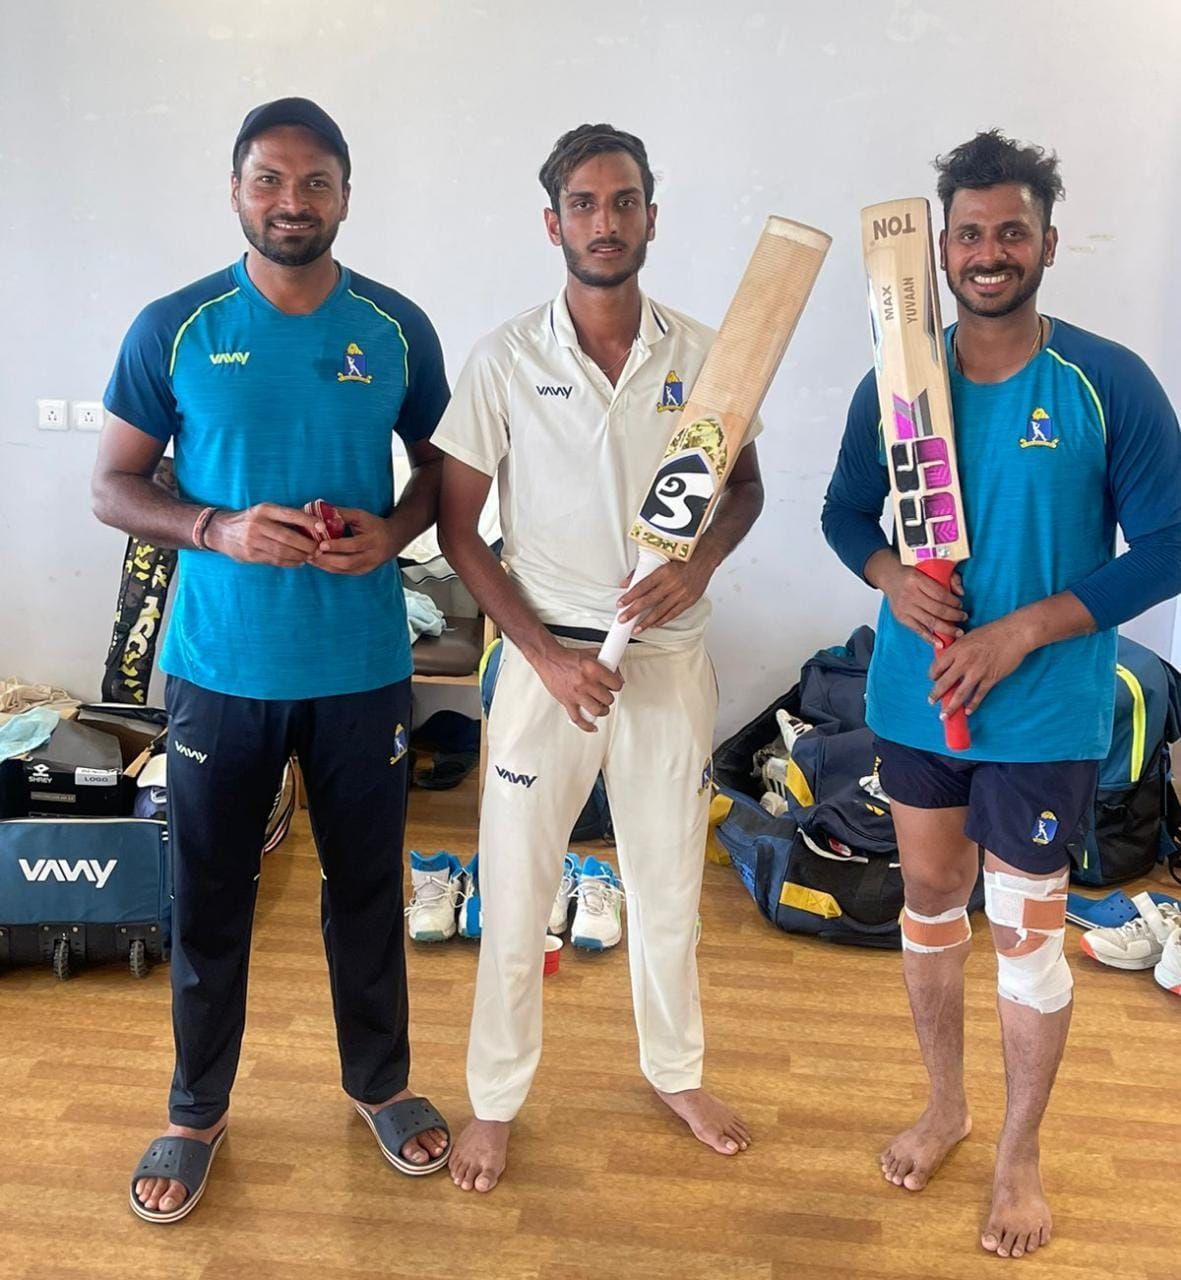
[822,318,1181,762]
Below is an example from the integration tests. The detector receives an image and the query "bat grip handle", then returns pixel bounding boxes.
[916,558,971,752]
[577,548,665,723]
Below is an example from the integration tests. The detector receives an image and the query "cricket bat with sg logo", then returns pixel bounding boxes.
[579,216,832,721]
[862,197,971,751]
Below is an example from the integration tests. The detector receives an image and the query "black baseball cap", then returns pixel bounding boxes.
[233,97,351,181]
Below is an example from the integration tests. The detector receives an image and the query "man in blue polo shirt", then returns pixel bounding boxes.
[823,130,1181,1259]
[93,98,452,1223]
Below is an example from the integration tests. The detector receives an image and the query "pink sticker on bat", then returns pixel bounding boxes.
[914,438,951,488]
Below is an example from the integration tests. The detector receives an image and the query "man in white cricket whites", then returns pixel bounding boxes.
[436,123,764,1192]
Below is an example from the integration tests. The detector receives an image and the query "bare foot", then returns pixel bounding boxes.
[448,1118,510,1192]
[982,1143,1053,1259]
[133,1117,226,1215]
[356,1088,449,1167]
[655,1087,751,1155]
[880,1103,971,1191]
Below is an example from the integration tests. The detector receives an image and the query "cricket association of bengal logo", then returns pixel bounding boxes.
[657,370,686,412]
[1019,406,1058,448]
[338,342,373,384]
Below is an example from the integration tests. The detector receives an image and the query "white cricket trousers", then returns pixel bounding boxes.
[467,635,717,1121]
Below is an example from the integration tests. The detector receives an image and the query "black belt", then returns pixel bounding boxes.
[545,624,638,645]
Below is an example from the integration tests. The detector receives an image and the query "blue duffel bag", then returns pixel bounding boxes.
[713,627,984,949]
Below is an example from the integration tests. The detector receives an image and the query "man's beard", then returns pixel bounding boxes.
[240,212,340,268]
[562,236,648,289]
[947,255,1046,319]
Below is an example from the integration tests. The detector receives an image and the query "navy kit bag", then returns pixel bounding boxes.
[0,704,172,979]
[1066,636,1181,886]
[0,816,170,979]
[713,628,984,949]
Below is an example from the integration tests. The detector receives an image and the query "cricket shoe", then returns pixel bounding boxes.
[570,855,623,950]
[1080,892,1181,970]
[548,852,580,935]
[1154,927,1181,996]
[457,854,483,940]
[406,851,463,942]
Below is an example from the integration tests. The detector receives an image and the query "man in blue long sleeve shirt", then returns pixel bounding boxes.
[822,130,1181,1261]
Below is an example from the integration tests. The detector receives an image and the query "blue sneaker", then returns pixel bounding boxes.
[458,854,482,939]
[548,852,580,935]
[406,851,463,942]
[570,855,623,950]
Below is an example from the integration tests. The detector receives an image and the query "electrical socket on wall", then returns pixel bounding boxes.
[71,401,104,431]
[37,399,68,430]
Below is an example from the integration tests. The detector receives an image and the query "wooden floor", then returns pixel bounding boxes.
[1,775,1177,1280]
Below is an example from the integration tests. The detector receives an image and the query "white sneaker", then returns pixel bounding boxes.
[457,854,482,940]
[548,853,579,935]
[406,851,462,942]
[1154,928,1181,996]
[570,855,623,950]
[1080,892,1181,970]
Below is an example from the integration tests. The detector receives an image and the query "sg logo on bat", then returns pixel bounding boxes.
[631,417,728,557]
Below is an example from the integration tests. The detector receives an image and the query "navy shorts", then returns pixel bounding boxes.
[874,736,1098,874]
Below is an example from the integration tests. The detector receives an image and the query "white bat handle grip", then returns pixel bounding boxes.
[578,548,666,723]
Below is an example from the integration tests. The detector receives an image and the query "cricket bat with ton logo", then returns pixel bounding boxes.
[862,197,971,751]
[580,216,832,721]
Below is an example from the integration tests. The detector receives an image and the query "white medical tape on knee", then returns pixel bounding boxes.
[984,868,1072,1014]
[900,904,972,954]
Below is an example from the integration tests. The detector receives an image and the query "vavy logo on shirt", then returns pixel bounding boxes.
[209,351,250,366]
[1019,407,1059,449]
[535,384,572,398]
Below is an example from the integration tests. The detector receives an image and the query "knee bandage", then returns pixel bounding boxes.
[984,868,1072,1014]
[900,904,972,953]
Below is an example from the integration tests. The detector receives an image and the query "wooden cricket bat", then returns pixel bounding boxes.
[861,197,971,751]
[582,216,831,720]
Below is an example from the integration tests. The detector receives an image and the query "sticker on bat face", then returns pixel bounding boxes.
[638,450,716,539]
[899,491,960,550]
[634,418,728,543]
[1019,407,1059,449]
[891,437,952,493]
[891,390,934,442]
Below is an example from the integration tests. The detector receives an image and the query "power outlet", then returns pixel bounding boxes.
[71,400,104,431]
[37,398,68,430]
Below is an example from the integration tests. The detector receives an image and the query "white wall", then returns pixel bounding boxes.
[3,0,1179,739]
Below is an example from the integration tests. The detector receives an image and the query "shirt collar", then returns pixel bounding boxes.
[548,287,669,352]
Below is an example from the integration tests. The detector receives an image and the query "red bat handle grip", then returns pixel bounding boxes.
[916,559,971,752]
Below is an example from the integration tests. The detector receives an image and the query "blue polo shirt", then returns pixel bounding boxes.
[822,319,1181,762]
[104,257,449,700]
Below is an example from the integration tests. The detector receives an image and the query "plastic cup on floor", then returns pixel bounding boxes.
[543,935,563,976]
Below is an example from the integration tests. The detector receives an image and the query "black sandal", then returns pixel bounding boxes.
[128,1127,227,1223]
[353,1097,450,1175]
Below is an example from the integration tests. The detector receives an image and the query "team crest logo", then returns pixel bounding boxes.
[1031,810,1059,845]
[389,723,408,766]
[657,370,686,412]
[698,756,714,796]
[338,342,373,384]
[1019,407,1058,448]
